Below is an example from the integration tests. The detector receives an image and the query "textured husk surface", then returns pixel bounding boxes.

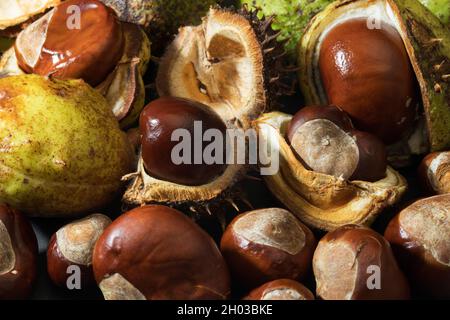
[255,112,408,231]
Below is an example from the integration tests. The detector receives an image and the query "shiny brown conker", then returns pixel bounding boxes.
[47,214,111,289]
[0,204,38,299]
[220,208,317,289]
[244,279,315,300]
[93,205,231,300]
[319,18,418,144]
[384,195,450,299]
[313,225,410,300]
[287,105,387,182]
[15,0,124,87]
[140,97,228,186]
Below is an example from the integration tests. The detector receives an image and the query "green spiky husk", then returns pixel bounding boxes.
[418,0,450,25]
[239,0,333,59]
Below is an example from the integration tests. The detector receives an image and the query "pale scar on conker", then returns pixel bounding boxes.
[0,221,15,275]
[0,204,38,299]
[56,214,112,266]
[233,208,306,255]
[244,279,315,301]
[418,152,450,195]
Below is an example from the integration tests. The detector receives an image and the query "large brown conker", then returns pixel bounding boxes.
[313,225,410,300]
[15,0,124,87]
[287,105,387,182]
[140,97,228,186]
[220,208,316,289]
[93,205,230,300]
[319,18,417,144]
[384,195,450,299]
[0,204,38,299]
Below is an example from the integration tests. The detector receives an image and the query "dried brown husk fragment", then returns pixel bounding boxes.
[97,22,151,128]
[255,112,407,231]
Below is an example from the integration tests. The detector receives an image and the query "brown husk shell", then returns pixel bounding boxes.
[255,112,407,231]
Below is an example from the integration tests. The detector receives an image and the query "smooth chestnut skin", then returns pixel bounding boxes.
[0,204,38,299]
[220,208,317,289]
[287,105,354,137]
[47,234,94,288]
[244,279,314,300]
[287,105,387,182]
[351,131,387,182]
[385,195,450,298]
[47,214,111,289]
[319,19,417,144]
[93,205,230,300]
[140,97,228,186]
[15,0,124,86]
[417,152,450,195]
[313,225,410,300]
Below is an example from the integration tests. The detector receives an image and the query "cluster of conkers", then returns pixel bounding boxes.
[1,190,449,300]
[0,0,449,302]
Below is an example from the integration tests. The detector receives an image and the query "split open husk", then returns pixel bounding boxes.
[298,0,450,152]
[123,8,292,208]
[97,22,151,128]
[255,112,408,231]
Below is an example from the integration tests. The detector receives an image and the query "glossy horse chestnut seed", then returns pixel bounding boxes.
[15,0,124,87]
[93,205,231,300]
[220,208,317,289]
[47,214,111,289]
[140,97,228,186]
[313,225,410,300]
[244,279,314,300]
[417,152,450,195]
[0,204,38,299]
[319,18,417,144]
[384,195,450,298]
[287,105,387,182]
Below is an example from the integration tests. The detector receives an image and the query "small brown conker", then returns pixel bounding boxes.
[418,151,450,195]
[313,225,410,300]
[47,214,111,289]
[15,0,124,87]
[0,204,38,299]
[220,208,316,289]
[93,205,230,300]
[244,279,314,300]
[384,195,450,299]
[287,105,387,182]
[140,96,228,186]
